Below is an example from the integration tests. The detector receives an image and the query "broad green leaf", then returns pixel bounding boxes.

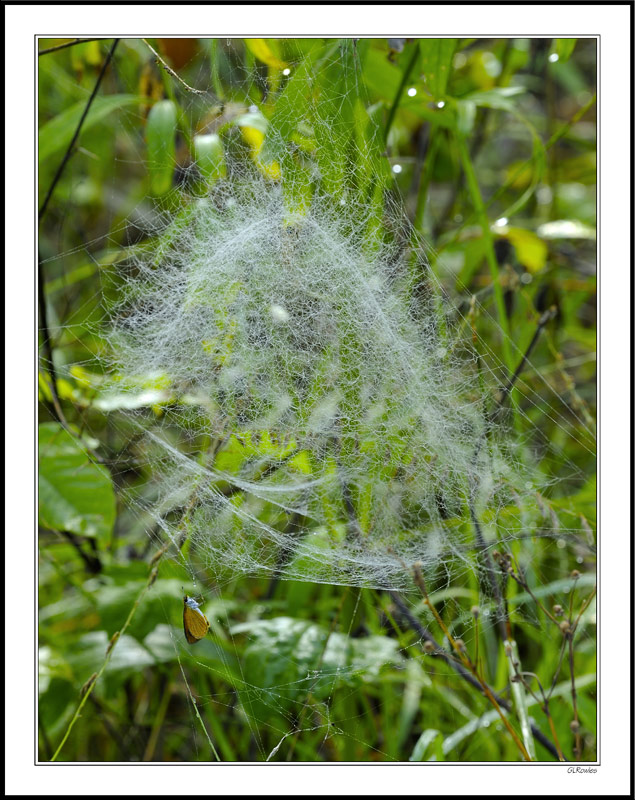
[419,38,457,100]
[38,94,139,164]
[230,616,403,717]
[362,47,402,100]
[38,422,115,539]
[38,676,76,733]
[146,99,177,196]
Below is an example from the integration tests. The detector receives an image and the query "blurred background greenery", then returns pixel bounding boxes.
[38,37,596,763]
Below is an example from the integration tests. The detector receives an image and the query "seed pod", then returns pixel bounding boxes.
[194,133,226,184]
[146,99,177,196]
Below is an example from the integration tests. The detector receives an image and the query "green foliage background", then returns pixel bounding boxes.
[38,37,596,763]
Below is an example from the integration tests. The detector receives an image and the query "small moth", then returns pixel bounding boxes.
[183,594,210,644]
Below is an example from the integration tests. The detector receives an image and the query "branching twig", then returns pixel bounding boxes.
[492,307,558,412]
[141,38,206,95]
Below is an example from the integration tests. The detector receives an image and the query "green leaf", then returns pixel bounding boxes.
[38,94,139,165]
[553,38,577,62]
[410,728,443,761]
[146,99,177,196]
[463,86,525,111]
[419,38,457,100]
[38,422,115,539]
[456,99,476,135]
[230,616,403,717]
[362,47,403,101]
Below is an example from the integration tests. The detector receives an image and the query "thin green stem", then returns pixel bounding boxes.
[455,134,513,372]
[50,567,156,761]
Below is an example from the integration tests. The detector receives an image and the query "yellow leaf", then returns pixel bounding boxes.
[240,125,280,179]
[504,227,548,273]
[245,39,287,70]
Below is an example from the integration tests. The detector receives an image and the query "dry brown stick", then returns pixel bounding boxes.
[141,38,206,95]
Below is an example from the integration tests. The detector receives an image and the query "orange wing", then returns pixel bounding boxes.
[183,604,210,643]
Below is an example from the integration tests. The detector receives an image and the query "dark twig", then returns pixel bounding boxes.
[38,38,106,56]
[38,38,119,222]
[60,530,102,574]
[492,306,558,412]
[264,511,308,600]
[37,251,67,427]
[467,306,555,636]
[141,38,207,95]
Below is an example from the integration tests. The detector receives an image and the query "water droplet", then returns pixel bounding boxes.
[392,164,402,174]
[521,272,532,285]
[282,68,291,76]
[557,539,566,549]
[270,304,290,324]
[494,217,508,228]
[248,104,258,113]
[549,53,560,63]
[577,556,584,564]
[436,100,445,109]
[407,87,417,97]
